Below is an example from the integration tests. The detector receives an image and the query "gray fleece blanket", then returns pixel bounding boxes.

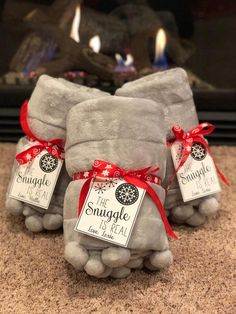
[64,96,173,278]
[116,68,220,225]
[6,75,108,232]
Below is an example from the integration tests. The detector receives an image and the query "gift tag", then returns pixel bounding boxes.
[75,178,146,247]
[171,141,221,202]
[9,148,63,209]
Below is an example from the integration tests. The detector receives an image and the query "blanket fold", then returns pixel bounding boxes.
[64,95,173,278]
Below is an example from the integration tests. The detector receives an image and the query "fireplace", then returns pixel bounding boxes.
[0,0,236,144]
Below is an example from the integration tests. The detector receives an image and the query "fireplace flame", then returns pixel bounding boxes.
[115,53,123,64]
[89,35,101,53]
[124,54,134,66]
[155,28,167,62]
[70,5,81,43]
[115,53,134,66]
[115,53,136,73]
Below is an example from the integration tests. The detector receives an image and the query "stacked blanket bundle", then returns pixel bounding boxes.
[6,68,222,279]
[64,96,172,278]
[5,75,108,232]
[116,68,220,226]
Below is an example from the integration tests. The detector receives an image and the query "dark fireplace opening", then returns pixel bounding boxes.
[0,0,236,144]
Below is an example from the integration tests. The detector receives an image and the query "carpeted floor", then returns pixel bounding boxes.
[0,143,235,314]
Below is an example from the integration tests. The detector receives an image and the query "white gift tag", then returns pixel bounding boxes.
[75,177,146,247]
[9,148,63,209]
[171,141,221,202]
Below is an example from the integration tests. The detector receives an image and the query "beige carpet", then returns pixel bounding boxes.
[0,143,235,314]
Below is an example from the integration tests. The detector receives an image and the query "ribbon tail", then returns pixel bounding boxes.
[200,138,230,187]
[78,178,93,217]
[167,140,191,191]
[15,145,43,164]
[125,176,178,240]
[145,185,178,239]
[215,164,230,187]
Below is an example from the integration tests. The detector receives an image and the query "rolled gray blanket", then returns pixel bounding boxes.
[5,75,108,232]
[116,68,220,226]
[64,95,173,278]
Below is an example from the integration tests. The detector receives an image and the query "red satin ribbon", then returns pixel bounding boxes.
[73,160,178,240]
[169,122,229,187]
[16,100,65,164]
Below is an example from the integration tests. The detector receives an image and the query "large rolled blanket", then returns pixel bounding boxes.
[6,75,108,232]
[64,95,173,278]
[116,68,220,226]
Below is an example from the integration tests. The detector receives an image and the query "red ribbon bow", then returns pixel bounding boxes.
[73,160,178,240]
[171,122,229,186]
[16,100,65,164]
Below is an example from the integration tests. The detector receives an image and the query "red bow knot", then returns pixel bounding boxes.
[173,122,215,141]
[171,122,229,186]
[73,160,178,240]
[15,100,65,164]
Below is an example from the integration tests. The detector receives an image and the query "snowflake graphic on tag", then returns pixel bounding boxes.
[171,141,221,202]
[9,149,63,209]
[75,178,146,247]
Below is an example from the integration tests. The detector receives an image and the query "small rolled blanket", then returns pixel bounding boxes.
[64,95,174,278]
[116,68,220,226]
[5,75,108,232]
